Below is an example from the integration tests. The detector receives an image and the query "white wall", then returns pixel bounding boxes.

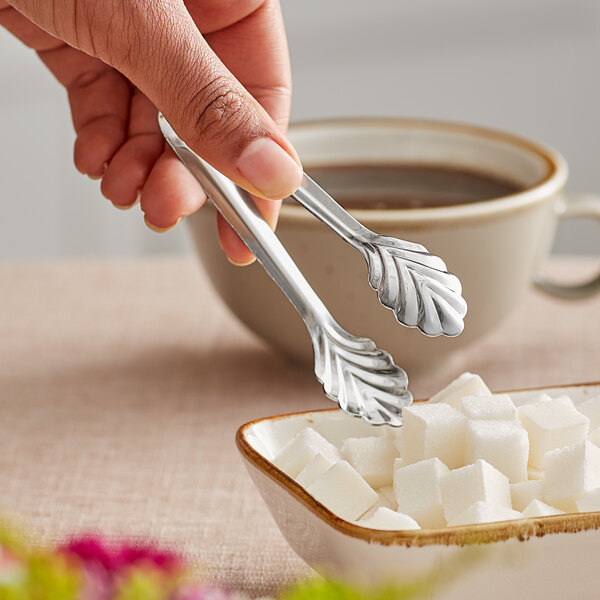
[1,0,599,259]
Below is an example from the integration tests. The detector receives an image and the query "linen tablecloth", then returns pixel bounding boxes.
[0,256,598,597]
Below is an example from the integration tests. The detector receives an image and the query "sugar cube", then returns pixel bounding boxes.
[378,485,397,508]
[510,480,543,512]
[459,394,517,420]
[589,427,600,447]
[552,395,575,408]
[518,397,590,468]
[360,492,395,520]
[394,458,449,528]
[356,507,420,530]
[379,425,400,441]
[401,403,466,468]
[312,413,388,448]
[527,466,545,481]
[393,457,405,472]
[464,419,529,482]
[307,460,378,521]
[428,372,491,407]
[522,499,563,518]
[273,427,340,478]
[392,430,402,455]
[295,453,334,488]
[576,488,600,513]
[543,441,600,512]
[441,459,511,524]
[447,501,522,527]
[520,393,554,406]
[577,396,600,431]
[341,435,399,487]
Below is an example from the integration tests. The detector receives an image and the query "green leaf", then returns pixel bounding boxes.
[114,569,173,600]
[279,572,440,600]
[0,553,80,600]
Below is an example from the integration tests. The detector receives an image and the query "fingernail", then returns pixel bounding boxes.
[112,191,141,211]
[236,138,303,199]
[226,254,256,267]
[144,216,182,233]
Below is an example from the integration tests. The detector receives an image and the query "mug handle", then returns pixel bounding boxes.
[534,192,600,299]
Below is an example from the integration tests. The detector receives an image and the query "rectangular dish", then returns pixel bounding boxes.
[236,383,600,600]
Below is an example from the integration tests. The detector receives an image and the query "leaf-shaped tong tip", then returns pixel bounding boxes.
[312,322,412,426]
[362,236,467,337]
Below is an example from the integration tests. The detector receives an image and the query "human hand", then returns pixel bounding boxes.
[0,0,302,264]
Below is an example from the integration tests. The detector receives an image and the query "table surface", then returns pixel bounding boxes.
[0,256,598,597]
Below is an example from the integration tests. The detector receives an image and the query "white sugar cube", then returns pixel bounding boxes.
[341,435,399,487]
[459,394,517,420]
[393,457,405,472]
[356,507,420,530]
[517,393,556,410]
[360,492,395,520]
[307,460,378,521]
[554,395,575,408]
[577,396,600,431]
[518,397,590,468]
[401,403,466,468]
[576,488,600,513]
[441,459,511,524]
[447,501,522,527]
[528,466,545,481]
[510,480,543,512]
[312,413,388,448]
[522,499,563,518]
[589,427,600,447]
[392,430,402,455]
[295,453,334,488]
[379,425,401,441]
[273,427,341,478]
[543,441,600,512]
[378,485,397,508]
[428,372,491,408]
[464,419,529,482]
[521,393,553,405]
[394,458,449,528]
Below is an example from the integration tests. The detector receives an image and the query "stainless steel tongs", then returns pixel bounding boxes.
[158,114,467,426]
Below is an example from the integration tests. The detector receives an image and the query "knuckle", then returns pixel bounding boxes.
[187,76,254,142]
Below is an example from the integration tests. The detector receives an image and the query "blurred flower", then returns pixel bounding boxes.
[63,537,182,575]
[0,521,454,600]
[173,585,251,600]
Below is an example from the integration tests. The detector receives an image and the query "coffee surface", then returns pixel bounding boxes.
[304,164,522,209]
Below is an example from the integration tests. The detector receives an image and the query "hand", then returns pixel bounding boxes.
[0,0,302,264]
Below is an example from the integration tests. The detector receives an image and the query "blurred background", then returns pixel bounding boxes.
[0,0,598,260]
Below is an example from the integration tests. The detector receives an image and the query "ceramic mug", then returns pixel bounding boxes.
[188,119,600,373]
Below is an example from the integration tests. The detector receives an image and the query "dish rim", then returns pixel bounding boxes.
[236,381,600,548]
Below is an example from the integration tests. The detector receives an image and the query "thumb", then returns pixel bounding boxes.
[104,2,303,201]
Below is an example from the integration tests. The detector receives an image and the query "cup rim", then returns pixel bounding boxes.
[282,117,569,225]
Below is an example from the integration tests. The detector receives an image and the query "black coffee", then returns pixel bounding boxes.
[304,164,522,210]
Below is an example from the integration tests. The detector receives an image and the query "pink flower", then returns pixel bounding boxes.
[63,536,181,575]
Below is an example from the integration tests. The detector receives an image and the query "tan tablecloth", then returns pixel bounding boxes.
[0,256,598,597]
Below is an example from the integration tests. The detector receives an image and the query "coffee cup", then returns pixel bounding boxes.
[188,119,600,373]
